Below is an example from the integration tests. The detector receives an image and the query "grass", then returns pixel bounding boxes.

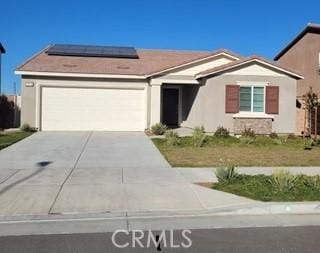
[0,131,33,150]
[152,136,320,167]
[212,174,320,201]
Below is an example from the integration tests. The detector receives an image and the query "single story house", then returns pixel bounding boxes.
[15,44,303,134]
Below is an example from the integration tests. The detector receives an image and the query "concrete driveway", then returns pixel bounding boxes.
[0,132,256,217]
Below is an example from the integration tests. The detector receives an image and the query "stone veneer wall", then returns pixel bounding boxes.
[233,118,272,135]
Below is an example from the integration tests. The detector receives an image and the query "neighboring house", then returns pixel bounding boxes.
[0,43,5,94]
[275,23,320,135]
[15,44,302,134]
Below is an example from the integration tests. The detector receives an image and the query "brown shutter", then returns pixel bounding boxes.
[265,86,279,114]
[225,85,240,113]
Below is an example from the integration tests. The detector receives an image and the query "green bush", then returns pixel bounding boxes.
[214,126,230,138]
[192,126,206,147]
[151,123,167,135]
[303,138,314,150]
[239,136,255,145]
[268,169,297,192]
[20,124,37,132]
[304,175,320,191]
[287,133,297,140]
[269,132,278,139]
[214,165,238,183]
[0,95,14,130]
[165,130,180,146]
[241,128,256,137]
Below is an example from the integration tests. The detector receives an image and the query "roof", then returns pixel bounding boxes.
[16,45,240,76]
[0,43,5,54]
[274,23,320,60]
[196,55,304,80]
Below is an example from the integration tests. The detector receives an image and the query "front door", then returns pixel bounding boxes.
[162,88,179,127]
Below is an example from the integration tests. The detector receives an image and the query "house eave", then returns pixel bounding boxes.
[14,70,147,80]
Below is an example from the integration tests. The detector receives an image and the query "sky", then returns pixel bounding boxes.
[0,0,319,94]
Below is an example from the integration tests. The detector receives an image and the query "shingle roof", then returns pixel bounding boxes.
[274,23,320,60]
[16,45,241,76]
[196,55,304,79]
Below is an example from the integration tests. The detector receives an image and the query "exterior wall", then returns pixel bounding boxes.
[277,32,320,96]
[181,75,297,134]
[276,32,320,135]
[20,75,148,130]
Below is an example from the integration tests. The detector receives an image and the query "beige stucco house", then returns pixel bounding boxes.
[15,44,302,134]
[275,23,320,135]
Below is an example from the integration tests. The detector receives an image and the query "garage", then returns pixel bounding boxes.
[41,86,146,131]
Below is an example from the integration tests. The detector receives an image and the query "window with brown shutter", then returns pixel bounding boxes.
[225,85,240,113]
[265,86,279,114]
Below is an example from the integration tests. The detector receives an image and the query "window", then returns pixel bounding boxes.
[239,86,265,112]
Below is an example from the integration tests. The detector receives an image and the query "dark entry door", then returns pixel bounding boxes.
[162,88,179,126]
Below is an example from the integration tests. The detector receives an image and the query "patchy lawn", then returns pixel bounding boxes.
[0,131,33,150]
[212,174,320,202]
[152,136,320,167]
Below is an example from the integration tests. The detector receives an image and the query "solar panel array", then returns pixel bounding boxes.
[46,44,139,58]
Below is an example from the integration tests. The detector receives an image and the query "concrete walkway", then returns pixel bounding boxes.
[0,132,257,218]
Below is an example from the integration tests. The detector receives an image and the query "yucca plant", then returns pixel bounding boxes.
[165,130,180,146]
[192,126,206,147]
[268,169,297,192]
[215,165,238,183]
[304,175,320,191]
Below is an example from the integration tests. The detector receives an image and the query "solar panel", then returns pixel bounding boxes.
[46,44,139,59]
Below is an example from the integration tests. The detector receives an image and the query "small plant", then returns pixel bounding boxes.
[268,169,297,192]
[192,126,206,147]
[303,138,314,150]
[151,123,167,135]
[273,138,285,145]
[269,132,278,139]
[165,130,180,146]
[214,165,238,183]
[287,133,296,140]
[20,124,37,132]
[239,136,255,145]
[241,128,256,138]
[214,126,230,138]
[304,176,320,191]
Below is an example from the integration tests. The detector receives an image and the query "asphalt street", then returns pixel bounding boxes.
[0,226,319,253]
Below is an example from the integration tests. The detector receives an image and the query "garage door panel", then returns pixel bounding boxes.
[41,87,145,131]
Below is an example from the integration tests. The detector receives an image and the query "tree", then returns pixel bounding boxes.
[0,95,14,130]
[302,87,319,138]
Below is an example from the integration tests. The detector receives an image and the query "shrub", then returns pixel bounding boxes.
[287,133,297,140]
[239,136,255,145]
[20,123,37,132]
[268,169,297,192]
[0,95,14,130]
[214,165,238,183]
[303,138,314,150]
[151,123,167,135]
[270,132,278,139]
[304,176,320,191]
[241,128,256,138]
[214,126,230,138]
[165,130,180,146]
[192,126,206,147]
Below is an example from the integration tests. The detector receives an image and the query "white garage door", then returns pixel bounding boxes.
[41,87,146,131]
